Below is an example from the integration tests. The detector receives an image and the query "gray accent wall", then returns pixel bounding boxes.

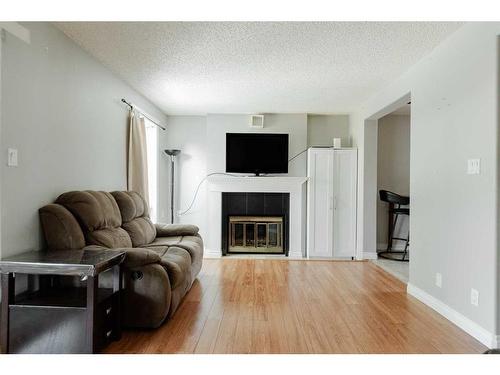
[0,22,167,258]
[307,114,350,147]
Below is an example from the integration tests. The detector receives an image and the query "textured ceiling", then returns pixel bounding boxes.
[55,22,463,115]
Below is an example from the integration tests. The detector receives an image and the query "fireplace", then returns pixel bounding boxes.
[221,192,289,255]
[228,216,283,254]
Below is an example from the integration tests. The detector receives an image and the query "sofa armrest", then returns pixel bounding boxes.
[83,245,161,268]
[155,223,199,237]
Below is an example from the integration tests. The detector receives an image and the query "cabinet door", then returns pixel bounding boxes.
[332,150,357,258]
[307,149,334,257]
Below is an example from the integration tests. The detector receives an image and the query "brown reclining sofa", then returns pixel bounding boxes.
[38,190,203,328]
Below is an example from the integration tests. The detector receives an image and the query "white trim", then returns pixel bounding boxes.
[362,251,378,260]
[0,22,30,44]
[203,249,222,258]
[493,336,500,349]
[407,283,496,349]
[207,176,308,258]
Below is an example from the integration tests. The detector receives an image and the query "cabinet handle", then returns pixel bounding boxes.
[106,307,112,315]
[106,330,112,338]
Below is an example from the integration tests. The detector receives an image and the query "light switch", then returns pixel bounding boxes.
[435,273,442,288]
[7,148,18,167]
[471,288,479,307]
[467,159,480,175]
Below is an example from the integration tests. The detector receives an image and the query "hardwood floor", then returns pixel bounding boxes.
[105,259,487,354]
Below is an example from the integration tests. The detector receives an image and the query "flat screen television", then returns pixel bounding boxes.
[226,133,289,175]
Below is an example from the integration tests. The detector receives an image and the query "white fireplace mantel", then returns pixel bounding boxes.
[204,176,308,258]
[208,176,308,193]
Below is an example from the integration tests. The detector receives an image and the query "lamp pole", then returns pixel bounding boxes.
[164,149,181,223]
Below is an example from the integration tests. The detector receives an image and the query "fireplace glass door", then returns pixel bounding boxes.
[229,216,283,254]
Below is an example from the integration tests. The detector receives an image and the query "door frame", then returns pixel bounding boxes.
[359,92,411,261]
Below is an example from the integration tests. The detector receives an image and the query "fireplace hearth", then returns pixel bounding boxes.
[221,192,289,256]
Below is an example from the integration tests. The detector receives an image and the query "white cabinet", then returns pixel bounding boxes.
[306,148,357,259]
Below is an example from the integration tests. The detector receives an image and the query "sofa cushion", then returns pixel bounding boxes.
[147,246,169,258]
[112,190,147,222]
[147,235,202,261]
[56,191,132,248]
[84,245,161,268]
[39,204,86,250]
[86,227,132,248]
[56,191,122,230]
[177,235,204,278]
[111,191,156,247]
[144,235,204,279]
[155,223,199,237]
[158,247,191,289]
[122,218,156,248]
[143,236,183,248]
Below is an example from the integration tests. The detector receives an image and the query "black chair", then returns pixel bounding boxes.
[379,190,410,262]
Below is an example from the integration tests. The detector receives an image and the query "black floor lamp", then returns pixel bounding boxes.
[164,149,181,223]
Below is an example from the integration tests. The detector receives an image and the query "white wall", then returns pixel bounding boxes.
[350,23,500,344]
[157,113,310,250]
[0,22,167,258]
[158,116,207,238]
[307,114,350,147]
[377,114,410,247]
[206,114,308,176]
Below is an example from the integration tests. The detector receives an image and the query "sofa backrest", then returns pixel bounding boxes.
[56,191,133,248]
[111,191,156,247]
[39,203,86,250]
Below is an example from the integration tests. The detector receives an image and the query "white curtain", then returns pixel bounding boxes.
[127,110,149,204]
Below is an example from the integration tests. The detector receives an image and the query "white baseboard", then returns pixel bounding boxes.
[362,251,378,260]
[407,283,496,349]
[493,336,500,349]
[203,248,222,258]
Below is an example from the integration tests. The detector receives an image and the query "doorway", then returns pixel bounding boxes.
[372,102,411,283]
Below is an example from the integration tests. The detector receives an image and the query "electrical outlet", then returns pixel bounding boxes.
[435,273,442,288]
[471,288,479,307]
[467,159,480,175]
[7,148,18,167]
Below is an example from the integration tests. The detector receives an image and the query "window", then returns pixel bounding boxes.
[144,117,158,223]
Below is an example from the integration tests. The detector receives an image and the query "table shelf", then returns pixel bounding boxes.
[15,287,114,309]
[1,249,124,353]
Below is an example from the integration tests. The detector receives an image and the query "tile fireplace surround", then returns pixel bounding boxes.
[205,176,308,258]
[222,194,289,255]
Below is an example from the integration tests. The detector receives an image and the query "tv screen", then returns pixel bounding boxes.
[226,133,289,175]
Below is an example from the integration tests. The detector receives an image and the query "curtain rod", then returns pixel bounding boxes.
[121,98,166,131]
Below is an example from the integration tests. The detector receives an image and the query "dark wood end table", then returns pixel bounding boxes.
[0,249,125,354]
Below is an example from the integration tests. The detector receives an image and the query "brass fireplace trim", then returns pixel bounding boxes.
[228,216,284,254]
